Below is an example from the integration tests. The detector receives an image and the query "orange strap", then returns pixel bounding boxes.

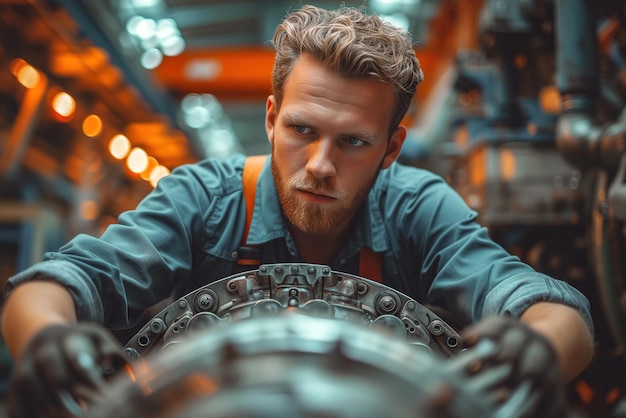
[241,155,268,246]
[239,155,382,282]
[359,246,382,283]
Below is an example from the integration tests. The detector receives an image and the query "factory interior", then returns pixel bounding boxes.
[0,0,625,417]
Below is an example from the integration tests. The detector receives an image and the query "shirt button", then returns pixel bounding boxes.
[340,259,346,265]
[231,251,238,259]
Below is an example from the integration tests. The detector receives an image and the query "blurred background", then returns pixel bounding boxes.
[0,0,625,416]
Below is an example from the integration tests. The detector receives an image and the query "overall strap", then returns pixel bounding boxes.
[359,246,383,283]
[234,155,267,270]
[237,154,382,282]
[241,155,268,246]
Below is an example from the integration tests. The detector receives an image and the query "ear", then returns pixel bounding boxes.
[381,125,406,169]
[265,95,277,145]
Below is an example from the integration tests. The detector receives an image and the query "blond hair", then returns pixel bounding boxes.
[272,5,424,132]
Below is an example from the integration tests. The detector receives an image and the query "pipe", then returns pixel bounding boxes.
[555,0,626,172]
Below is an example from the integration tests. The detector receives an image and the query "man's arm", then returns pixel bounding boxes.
[2,281,129,418]
[2,280,77,360]
[521,301,594,381]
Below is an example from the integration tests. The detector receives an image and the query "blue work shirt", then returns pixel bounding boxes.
[6,154,593,334]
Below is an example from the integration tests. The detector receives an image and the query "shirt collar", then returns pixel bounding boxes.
[246,155,285,245]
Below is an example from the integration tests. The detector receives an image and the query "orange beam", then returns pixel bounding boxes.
[154,46,275,100]
[154,45,441,102]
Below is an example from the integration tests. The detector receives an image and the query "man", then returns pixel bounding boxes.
[2,5,592,418]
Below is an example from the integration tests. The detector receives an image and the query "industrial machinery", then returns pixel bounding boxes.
[123,263,461,358]
[85,263,529,418]
[445,0,626,416]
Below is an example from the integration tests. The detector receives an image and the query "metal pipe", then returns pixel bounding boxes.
[554,0,599,167]
[555,0,598,100]
[555,0,626,172]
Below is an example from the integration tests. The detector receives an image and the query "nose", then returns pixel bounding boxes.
[305,139,336,179]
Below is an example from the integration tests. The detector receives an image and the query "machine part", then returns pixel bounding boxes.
[124,263,462,358]
[450,140,586,227]
[374,290,401,315]
[86,265,560,418]
[555,0,626,173]
[91,313,496,418]
[593,167,626,361]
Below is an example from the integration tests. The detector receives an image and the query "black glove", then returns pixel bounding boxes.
[457,316,567,418]
[6,323,127,418]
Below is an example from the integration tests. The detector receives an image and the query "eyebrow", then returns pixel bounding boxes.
[281,111,308,127]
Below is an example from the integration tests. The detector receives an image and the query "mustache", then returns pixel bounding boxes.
[289,175,344,199]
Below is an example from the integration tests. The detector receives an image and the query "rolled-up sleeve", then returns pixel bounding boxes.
[5,259,105,323]
[483,271,594,334]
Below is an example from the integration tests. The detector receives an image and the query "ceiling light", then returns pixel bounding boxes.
[380,13,410,31]
[131,0,162,10]
[140,156,159,180]
[51,91,76,119]
[161,36,185,57]
[109,134,132,159]
[149,165,170,187]
[127,147,149,173]
[135,18,157,40]
[141,48,163,69]
[156,18,177,39]
[11,59,41,88]
[82,114,103,137]
[126,15,185,67]
[370,0,421,14]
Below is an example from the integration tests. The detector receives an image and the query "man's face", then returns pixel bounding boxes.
[266,53,406,235]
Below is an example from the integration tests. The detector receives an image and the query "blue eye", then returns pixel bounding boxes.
[294,125,310,134]
[344,136,365,147]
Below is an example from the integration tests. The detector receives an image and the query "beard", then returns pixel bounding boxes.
[271,147,380,235]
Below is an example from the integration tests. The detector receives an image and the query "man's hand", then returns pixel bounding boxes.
[6,323,127,418]
[458,316,567,418]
